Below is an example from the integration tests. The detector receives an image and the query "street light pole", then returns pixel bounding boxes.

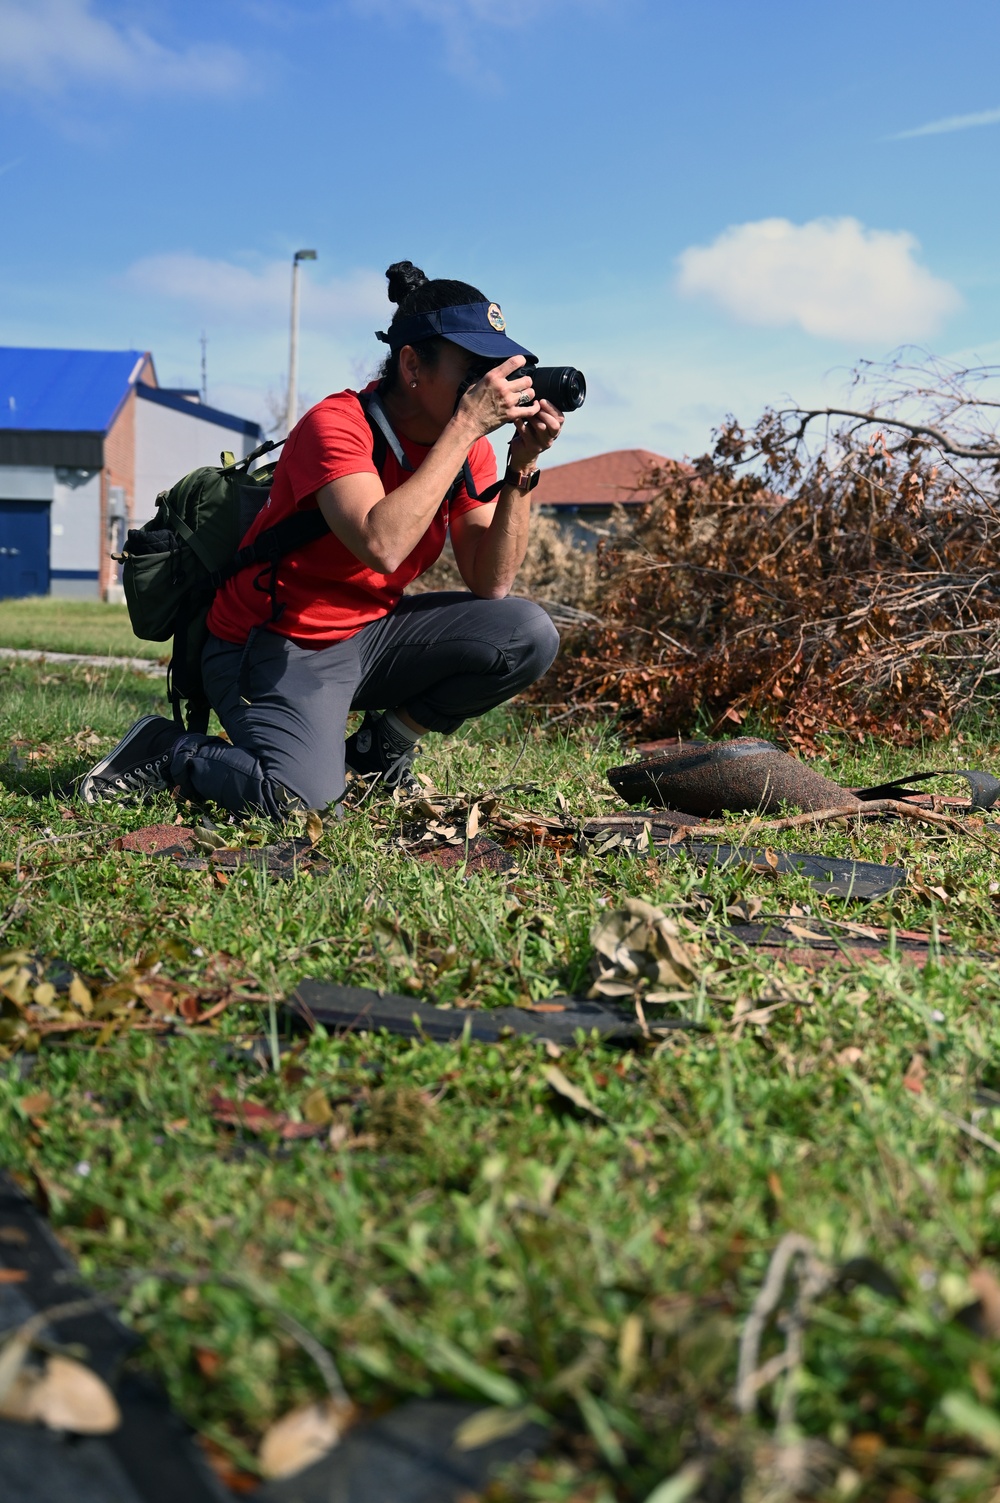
[287,248,317,433]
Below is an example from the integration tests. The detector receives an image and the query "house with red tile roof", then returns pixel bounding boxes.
[532,447,679,544]
[533,448,669,510]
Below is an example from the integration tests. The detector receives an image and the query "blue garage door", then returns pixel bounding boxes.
[0,500,50,599]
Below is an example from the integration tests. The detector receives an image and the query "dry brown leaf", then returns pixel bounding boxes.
[302,1087,333,1126]
[970,1268,1000,1337]
[617,1313,643,1386]
[68,976,93,1015]
[588,896,698,998]
[466,802,481,840]
[453,1406,535,1451]
[20,1092,52,1117]
[258,1398,354,1479]
[903,1053,928,1095]
[542,1065,607,1120]
[0,1355,121,1434]
[305,810,324,845]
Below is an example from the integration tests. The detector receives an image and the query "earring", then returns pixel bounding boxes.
[410,380,418,388]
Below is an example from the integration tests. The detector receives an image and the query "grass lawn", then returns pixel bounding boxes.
[3,658,1000,1500]
[0,596,163,659]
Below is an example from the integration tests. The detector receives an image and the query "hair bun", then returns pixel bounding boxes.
[385,260,428,306]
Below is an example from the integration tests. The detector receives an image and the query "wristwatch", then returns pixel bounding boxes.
[503,464,541,494]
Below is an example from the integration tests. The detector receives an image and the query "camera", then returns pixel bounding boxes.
[508,363,587,412]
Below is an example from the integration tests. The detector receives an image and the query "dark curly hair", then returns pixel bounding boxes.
[377,260,490,392]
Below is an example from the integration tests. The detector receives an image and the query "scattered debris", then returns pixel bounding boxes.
[254,1398,549,1503]
[608,738,860,817]
[258,1396,355,1480]
[208,1091,330,1141]
[721,914,948,967]
[287,980,701,1046]
[0,1170,224,1503]
[854,767,1000,811]
[542,1064,607,1120]
[0,1352,121,1435]
[0,948,255,1056]
[409,833,516,875]
[589,897,699,1000]
[523,358,1000,745]
[116,825,330,881]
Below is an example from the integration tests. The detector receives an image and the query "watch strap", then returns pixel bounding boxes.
[503,465,541,494]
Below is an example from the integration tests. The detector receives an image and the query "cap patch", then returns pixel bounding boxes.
[487,302,506,332]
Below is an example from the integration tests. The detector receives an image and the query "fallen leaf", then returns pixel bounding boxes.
[617,1313,643,1386]
[542,1065,607,1120]
[903,1053,928,1094]
[20,1092,52,1118]
[836,1047,864,1068]
[453,1405,536,1451]
[0,1354,121,1434]
[68,976,93,1015]
[466,802,481,840]
[194,1347,223,1380]
[305,810,324,845]
[970,1268,1000,1337]
[277,1250,308,1270]
[302,1087,333,1125]
[258,1398,354,1480]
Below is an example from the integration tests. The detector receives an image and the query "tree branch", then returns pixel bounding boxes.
[779,407,1000,460]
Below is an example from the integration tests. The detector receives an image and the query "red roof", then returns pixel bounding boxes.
[533,448,674,507]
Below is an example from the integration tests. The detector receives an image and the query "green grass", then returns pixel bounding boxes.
[0,596,163,659]
[3,659,1000,1499]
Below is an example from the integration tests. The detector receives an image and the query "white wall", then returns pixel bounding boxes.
[51,468,101,597]
[0,465,54,501]
[134,395,258,526]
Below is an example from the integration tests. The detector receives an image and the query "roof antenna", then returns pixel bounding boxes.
[200,331,207,404]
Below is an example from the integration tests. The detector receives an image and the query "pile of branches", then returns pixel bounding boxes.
[531,354,1000,747]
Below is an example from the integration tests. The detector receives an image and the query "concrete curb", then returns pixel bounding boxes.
[0,646,167,676]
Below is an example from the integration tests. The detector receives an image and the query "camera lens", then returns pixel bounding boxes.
[508,365,587,412]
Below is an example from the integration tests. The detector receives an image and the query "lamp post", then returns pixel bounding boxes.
[287,248,317,433]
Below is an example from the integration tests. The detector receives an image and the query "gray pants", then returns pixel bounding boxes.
[168,592,560,816]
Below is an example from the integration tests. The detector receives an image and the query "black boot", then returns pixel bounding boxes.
[344,712,422,795]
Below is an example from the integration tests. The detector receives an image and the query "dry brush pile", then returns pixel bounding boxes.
[530,355,1000,748]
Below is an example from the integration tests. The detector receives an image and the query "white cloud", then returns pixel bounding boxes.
[127,253,388,330]
[892,106,1000,140]
[0,0,248,95]
[676,217,960,344]
[357,0,599,81]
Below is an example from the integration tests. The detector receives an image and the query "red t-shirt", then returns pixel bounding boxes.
[207,386,496,647]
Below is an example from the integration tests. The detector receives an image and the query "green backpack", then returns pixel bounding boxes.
[120,435,328,732]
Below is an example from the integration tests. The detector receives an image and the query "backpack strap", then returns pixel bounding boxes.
[158,498,216,574]
[359,389,413,474]
[210,507,332,591]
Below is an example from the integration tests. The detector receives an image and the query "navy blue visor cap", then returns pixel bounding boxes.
[376,301,536,364]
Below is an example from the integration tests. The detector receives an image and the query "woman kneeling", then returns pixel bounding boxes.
[81,261,562,815]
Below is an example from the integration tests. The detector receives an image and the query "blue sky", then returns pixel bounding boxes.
[3,0,1000,466]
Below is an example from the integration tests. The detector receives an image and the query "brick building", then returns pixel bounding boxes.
[0,347,261,600]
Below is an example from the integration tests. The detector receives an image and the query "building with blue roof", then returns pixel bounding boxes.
[0,347,261,600]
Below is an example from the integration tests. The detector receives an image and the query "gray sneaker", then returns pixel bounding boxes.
[79,715,181,804]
